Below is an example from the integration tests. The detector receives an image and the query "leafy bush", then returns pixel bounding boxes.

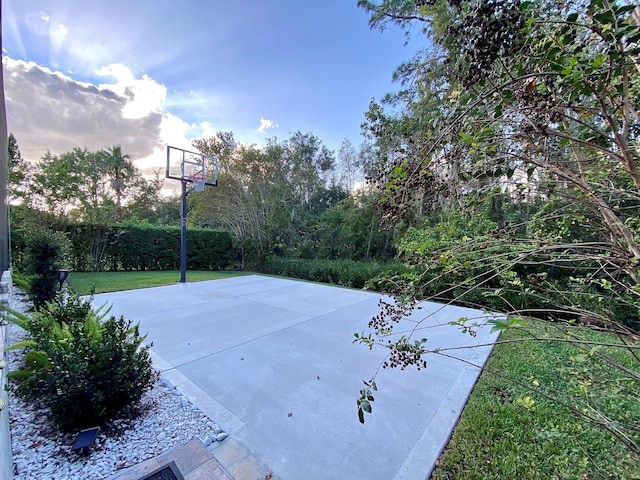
[22,228,71,309]
[4,292,155,431]
[8,205,61,274]
[374,213,640,330]
[39,289,94,325]
[261,257,407,289]
[10,271,31,292]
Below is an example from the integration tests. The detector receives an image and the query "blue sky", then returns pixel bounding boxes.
[2,0,420,172]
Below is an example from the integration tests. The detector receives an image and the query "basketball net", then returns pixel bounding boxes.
[190,173,207,191]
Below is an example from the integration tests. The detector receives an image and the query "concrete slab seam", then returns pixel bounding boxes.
[148,314,314,373]
[226,289,377,318]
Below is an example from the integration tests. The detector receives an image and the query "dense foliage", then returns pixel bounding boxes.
[62,223,233,272]
[8,132,393,274]
[357,0,640,331]
[10,214,233,273]
[353,0,640,456]
[262,257,407,289]
[20,228,71,309]
[4,291,155,431]
[24,145,165,224]
[190,131,393,268]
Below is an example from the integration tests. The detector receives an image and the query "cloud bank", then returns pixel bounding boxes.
[4,57,163,163]
[2,57,223,180]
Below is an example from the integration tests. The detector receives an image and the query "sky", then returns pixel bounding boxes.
[1,0,421,176]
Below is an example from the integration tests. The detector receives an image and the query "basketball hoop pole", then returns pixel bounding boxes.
[166,145,218,284]
[180,180,188,283]
[180,176,207,283]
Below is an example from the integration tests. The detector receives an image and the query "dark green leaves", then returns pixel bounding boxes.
[357,379,378,424]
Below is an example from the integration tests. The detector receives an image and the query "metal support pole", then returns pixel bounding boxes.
[180,180,188,283]
[0,0,9,274]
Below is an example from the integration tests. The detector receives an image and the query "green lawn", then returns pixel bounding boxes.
[430,321,640,479]
[67,270,248,295]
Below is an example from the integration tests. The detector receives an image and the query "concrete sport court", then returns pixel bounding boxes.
[93,275,499,480]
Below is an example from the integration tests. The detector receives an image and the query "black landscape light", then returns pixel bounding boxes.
[71,427,100,455]
[57,269,69,290]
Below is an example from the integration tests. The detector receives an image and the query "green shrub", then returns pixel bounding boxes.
[39,289,94,325]
[10,271,31,292]
[10,217,235,273]
[261,257,408,289]
[377,215,640,330]
[9,205,61,274]
[4,292,155,431]
[23,229,71,309]
[63,223,233,272]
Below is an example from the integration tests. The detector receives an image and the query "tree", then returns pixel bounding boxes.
[7,133,29,202]
[360,0,640,297]
[316,193,392,260]
[192,135,284,267]
[337,138,360,192]
[355,0,640,450]
[283,131,336,210]
[77,149,113,223]
[31,149,87,219]
[101,145,134,222]
[122,169,169,224]
[29,146,156,224]
[192,131,237,176]
[191,131,342,265]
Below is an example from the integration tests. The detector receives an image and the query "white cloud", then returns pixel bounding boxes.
[258,117,279,133]
[3,57,162,163]
[95,63,167,119]
[50,23,69,50]
[3,56,227,197]
[95,63,134,84]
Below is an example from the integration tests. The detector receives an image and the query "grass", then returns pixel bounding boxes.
[67,270,248,295]
[430,321,640,479]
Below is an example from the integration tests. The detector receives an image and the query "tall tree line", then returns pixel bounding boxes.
[359,0,640,293]
[8,138,174,225]
[8,131,392,268]
[190,131,392,267]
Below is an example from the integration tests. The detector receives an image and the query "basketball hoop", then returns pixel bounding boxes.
[190,173,207,191]
[165,145,219,284]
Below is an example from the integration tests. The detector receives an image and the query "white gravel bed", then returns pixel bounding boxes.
[4,289,227,480]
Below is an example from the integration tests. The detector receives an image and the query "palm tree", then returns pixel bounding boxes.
[101,145,133,222]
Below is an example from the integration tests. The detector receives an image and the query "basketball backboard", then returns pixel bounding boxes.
[166,145,219,187]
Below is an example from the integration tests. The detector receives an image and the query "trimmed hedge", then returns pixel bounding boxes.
[261,257,407,289]
[15,223,233,272]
